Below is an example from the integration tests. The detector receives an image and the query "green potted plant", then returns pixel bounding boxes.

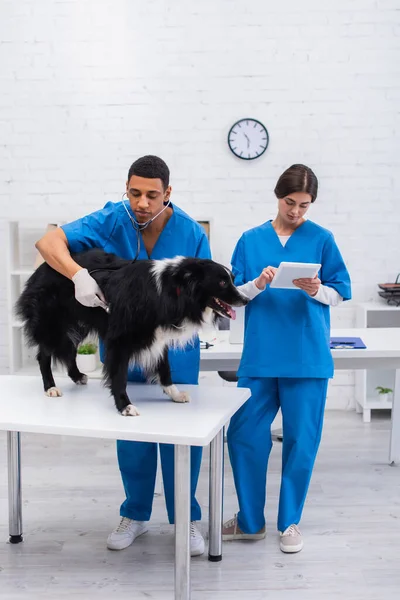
[76,341,98,373]
[375,386,393,402]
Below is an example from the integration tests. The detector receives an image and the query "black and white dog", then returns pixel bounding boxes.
[16,249,248,416]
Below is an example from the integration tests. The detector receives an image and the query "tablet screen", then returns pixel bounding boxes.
[270,261,321,290]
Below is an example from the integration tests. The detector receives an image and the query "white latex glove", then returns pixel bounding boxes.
[72,268,108,311]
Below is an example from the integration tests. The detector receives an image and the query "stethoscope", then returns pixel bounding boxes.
[88,193,171,277]
[122,194,186,330]
[121,192,171,262]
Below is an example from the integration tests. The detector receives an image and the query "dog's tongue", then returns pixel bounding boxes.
[217,299,236,320]
[227,306,236,320]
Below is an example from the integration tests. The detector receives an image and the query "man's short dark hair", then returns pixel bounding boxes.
[127,155,170,190]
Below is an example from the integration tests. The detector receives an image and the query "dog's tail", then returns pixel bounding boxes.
[15,275,45,348]
[15,263,72,349]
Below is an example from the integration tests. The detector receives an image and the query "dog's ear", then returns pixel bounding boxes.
[181,268,199,291]
[181,262,205,282]
[177,263,205,297]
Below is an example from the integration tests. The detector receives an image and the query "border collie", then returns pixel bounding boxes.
[16,249,248,416]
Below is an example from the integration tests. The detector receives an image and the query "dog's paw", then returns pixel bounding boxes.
[172,391,191,404]
[45,387,63,397]
[121,404,140,417]
[75,375,88,385]
[162,384,191,404]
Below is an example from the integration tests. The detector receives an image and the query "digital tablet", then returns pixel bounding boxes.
[270,261,321,290]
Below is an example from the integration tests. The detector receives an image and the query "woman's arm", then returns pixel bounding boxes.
[292,275,343,306]
[294,232,351,305]
[236,266,278,300]
[313,285,343,307]
[236,280,261,300]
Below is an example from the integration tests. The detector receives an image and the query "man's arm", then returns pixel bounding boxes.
[35,226,108,310]
[35,227,83,280]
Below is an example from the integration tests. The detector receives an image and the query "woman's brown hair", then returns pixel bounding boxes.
[274,164,318,203]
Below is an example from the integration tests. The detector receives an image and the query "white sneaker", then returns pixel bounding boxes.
[190,521,205,557]
[279,524,303,553]
[107,517,148,551]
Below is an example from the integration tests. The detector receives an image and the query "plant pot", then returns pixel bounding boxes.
[378,393,392,403]
[76,353,97,373]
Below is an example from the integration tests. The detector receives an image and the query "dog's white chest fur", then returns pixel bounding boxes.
[135,320,201,371]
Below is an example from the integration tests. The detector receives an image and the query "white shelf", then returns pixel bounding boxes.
[366,395,393,409]
[357,302,400,312]
[10,269,34,276]
[355,303,398,422]
[6,220,66,375]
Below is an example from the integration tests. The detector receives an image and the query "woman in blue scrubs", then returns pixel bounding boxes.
[35,155,210,556]
[223,164,351,553]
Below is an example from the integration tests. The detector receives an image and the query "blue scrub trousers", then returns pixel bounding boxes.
[227,377,328,533]
[117,369,202,524]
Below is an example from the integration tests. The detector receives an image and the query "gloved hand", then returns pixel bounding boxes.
[72,268,108,311]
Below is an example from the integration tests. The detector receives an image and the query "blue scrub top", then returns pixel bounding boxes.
[62,201,211,384]
[232,220,351,379]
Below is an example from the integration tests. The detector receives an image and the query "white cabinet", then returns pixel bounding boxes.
[355,303,400,422]
[7,220,48,374]
[6,220,102,377]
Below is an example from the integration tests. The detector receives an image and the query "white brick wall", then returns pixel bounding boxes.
[1,0,399,408]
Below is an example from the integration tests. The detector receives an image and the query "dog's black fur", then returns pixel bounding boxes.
[16,249,248,415]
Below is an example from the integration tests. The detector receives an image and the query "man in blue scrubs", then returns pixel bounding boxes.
[35,155,210,556]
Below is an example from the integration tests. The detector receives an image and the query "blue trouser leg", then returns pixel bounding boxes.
[277,377,328,532]
[117,361,203,524]
[227,377,280,534]
[227,376,328,534]
[117,358,203,523]
[118,440,203,523]
[118,440,157,521]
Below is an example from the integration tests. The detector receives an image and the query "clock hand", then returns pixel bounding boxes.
[244,133,250,148]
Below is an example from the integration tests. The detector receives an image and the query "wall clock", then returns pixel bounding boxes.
[228,118,269,160]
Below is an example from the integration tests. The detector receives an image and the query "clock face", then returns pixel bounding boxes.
[228,118,269,160]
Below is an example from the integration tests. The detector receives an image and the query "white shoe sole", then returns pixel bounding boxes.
[223,532,266,542]
[190,542,205,557]
[107,526,148,551]
[280,540,303,553]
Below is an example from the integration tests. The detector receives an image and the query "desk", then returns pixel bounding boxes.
[0,376,250,600]
[200,328,400,465]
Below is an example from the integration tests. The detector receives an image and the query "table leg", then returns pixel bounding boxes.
[389,369,400,465]
[208,428,224,562]
[174,444,191,600]
[154,445,163,496]
[7,431,23,543]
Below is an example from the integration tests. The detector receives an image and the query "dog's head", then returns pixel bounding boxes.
[163,258,249,322]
